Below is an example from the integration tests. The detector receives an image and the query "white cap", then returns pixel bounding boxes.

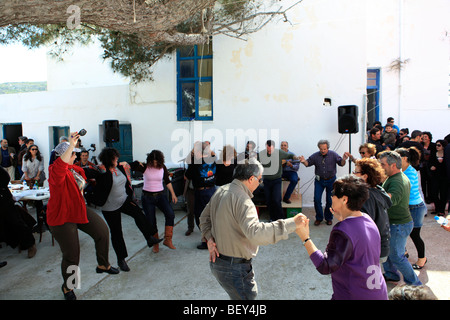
[54,142,81,156]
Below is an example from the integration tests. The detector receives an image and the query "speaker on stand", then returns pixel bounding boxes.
[103,120,120,146]
[337,105,359,174]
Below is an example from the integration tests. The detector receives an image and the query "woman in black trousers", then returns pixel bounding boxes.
[92,147,162,272]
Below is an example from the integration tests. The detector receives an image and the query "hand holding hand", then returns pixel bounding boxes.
[294,213,310,241]
[342,152,350,161]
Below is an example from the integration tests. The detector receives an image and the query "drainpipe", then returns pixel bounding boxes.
[398,0,404,126]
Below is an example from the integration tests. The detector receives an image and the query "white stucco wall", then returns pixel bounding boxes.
[366,0,450,140]
[1,0,448,206]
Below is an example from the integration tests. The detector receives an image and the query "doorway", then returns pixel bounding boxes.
[367,69,380,128]
[51,126,70,149]
[1,123,22,152]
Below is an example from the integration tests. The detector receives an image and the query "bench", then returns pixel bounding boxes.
[255,179,302,218]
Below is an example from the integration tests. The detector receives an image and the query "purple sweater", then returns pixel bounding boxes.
[310,214,388,300]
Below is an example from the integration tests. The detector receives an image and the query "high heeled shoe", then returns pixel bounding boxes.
[412,258,427,270]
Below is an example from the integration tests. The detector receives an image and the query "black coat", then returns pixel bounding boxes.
[88,165,133,207]
[0,167,35,249]
[361,185,392,258]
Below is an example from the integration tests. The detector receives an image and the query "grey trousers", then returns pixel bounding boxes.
[50,207,110,290]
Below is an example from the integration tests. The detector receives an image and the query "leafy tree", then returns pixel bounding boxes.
[0,0,302,83]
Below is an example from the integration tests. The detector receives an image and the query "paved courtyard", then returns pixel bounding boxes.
[0,205,449,302]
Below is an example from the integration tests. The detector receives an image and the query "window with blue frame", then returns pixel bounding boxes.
[366,68,380,127]
[176,43,213,121]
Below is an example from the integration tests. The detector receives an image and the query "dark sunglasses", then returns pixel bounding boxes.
[30,148,38,151]
[436,144,442,147]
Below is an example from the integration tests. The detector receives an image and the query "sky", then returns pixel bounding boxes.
[0,43,48,83]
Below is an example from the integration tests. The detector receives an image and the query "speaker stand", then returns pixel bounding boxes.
[348,133,352,174]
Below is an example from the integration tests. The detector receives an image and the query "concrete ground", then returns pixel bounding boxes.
[0,204,449,301]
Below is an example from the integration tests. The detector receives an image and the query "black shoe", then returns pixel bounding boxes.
[0,261,7,268]
[96,266,120,274]
[62,285,77,300]
[197,242,208,250]
[383,274,400,283]
[118,259,130,272]
[283,198,291,204]
[147,236,163,248]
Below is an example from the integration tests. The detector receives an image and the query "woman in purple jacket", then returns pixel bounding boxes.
[295,175,388,300]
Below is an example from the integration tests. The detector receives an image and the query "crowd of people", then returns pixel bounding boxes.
[0,117,449,300]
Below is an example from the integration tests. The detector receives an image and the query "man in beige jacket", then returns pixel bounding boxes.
[200,159,304,300]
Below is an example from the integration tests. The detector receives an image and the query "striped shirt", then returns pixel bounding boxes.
[403,165,423,205]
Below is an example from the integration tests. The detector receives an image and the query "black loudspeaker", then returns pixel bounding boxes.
[103,120,120,142]
[338,105,359,134]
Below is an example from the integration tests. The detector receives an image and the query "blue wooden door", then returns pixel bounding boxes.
[106,124,133,162]
[52,126,70,147]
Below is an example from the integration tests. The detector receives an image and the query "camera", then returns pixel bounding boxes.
[78,129,87,136]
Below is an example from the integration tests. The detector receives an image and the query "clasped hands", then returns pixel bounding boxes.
[293,213,310,242]
[206,213,312,263]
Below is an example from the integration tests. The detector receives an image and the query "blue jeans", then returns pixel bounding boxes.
[383,221,422,285]
[282,171,298,200]
[313,176,335,221]
[263,178,283,221]
[141,192,175,232]
[210,257,257,300]
[410,202,426,228]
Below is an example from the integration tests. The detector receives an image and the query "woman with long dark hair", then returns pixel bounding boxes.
[429,139,448,217]
[21,144,46,223]
[396,147,427,269]
[21,144,45,187]
[92,147,162,272]
[132,150,177,253]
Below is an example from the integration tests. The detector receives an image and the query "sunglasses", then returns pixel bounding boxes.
[30,148,38,151]
[359,151,365,155]
[436,144,442,147]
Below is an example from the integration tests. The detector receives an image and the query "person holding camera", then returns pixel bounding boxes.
[47,132,119,300]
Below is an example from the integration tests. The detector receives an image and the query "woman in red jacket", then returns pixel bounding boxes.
[47,132,119,300]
